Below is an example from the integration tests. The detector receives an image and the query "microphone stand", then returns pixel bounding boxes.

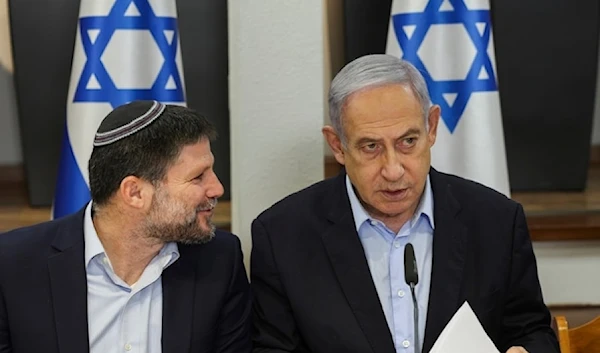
[409,281,420,353]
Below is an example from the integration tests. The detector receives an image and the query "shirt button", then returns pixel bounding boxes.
[124,343,132,351]
[103,257,109,265]
[394,241,401,248]
[402,340,410,348]
[397,289,405,298]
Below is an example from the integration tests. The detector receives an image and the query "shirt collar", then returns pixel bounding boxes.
[345,174,435,232]
[84,202,105,267]
[83,202,180,269]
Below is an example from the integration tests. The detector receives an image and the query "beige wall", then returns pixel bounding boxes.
[0,0,13,74]
[0,0,22,165]
[229,0,325,270]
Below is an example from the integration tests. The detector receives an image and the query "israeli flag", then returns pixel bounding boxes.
[53,0,187,218]
[386,0,510,197]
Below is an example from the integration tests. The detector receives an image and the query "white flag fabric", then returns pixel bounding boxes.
[386,0,510,197]
[53,0,186,218]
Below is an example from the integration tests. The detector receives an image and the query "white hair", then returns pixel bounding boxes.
[328,54,432,143]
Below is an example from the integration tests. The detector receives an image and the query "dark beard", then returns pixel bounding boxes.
[145,187,217,244]
[145,217,216,245]
[144,199,218,245]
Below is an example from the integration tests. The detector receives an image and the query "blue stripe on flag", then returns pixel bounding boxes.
[53,125,91,219]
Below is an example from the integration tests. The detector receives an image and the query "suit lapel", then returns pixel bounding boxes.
[320,173,395,353]
[422,170,467,353]
[161,249,196,353]
[47,209,90,353]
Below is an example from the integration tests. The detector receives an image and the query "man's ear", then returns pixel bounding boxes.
[323,125,345,165]
[118,176,153,209]
[427,105,441,146]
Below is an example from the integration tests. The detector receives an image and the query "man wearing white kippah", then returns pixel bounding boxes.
[0,101,251,353]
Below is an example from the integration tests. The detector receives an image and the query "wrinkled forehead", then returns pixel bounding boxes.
[342,85,424,127]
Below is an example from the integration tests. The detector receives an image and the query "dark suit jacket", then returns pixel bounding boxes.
[0,207,251,353]
[251,169,559,353]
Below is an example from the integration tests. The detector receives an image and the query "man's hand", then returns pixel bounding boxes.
[506,347,528,353]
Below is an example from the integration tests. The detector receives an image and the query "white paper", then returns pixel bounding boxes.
[429,301,500,353]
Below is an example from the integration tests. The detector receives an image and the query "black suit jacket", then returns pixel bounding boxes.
[251,169,559,353]
[0,207,251,353]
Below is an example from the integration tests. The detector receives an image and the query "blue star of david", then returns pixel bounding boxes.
[391,0,497,133]
[74,0,184,108]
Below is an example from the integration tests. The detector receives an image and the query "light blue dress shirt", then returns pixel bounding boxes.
[84,203,180,353]
[346,175,434,353]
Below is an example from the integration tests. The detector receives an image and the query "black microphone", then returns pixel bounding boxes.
[404,243,420,353]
